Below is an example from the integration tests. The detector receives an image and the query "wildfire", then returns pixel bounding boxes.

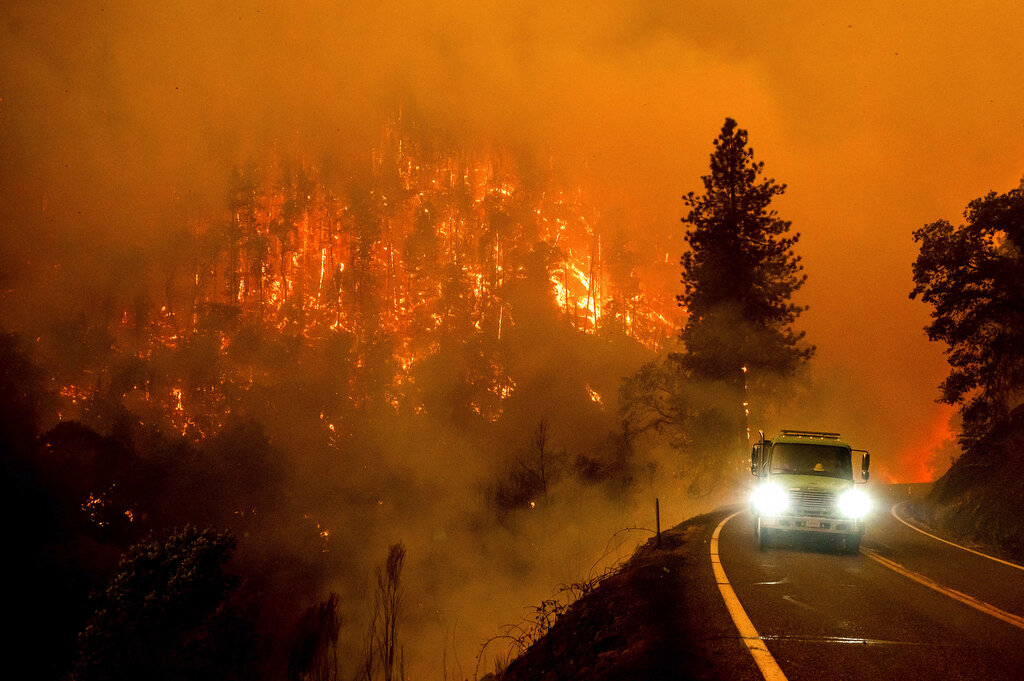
[60,121,679,441]
[82,491,110,527]
[492,378,517,400]
[303,514,332,553]
[60,384,88,406]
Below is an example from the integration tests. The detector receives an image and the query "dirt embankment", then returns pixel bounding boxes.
[491,508,758,681]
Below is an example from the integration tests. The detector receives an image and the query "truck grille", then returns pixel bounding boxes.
[788,488,837,516]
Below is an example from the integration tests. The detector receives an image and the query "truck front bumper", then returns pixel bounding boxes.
[759,514,865,536]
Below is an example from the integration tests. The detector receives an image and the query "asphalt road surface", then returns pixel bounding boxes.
[711,485,1024,681]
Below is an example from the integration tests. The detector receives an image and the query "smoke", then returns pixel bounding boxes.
[4,1,1024,676]
[4,1,1017,484]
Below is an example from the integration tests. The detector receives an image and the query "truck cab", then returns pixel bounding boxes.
[750,430,871,553]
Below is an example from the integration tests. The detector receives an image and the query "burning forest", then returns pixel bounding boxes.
[53,120,681,436]
[2,119,697,680]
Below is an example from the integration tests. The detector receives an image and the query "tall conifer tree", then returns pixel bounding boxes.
[679,118,813,456]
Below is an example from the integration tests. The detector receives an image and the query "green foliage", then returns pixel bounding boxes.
[70,526,256,681]
[911,180,1024,444]
[679,118,812,382]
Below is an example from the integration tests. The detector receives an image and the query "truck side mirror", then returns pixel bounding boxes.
[750,445,760,476]
[861,452,870,481]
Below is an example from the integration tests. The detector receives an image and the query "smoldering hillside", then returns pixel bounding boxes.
[0,4,713,674]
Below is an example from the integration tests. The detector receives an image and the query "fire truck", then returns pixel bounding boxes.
[749,430,871,553]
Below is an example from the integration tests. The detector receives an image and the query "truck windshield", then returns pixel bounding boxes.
[770,443,852,479]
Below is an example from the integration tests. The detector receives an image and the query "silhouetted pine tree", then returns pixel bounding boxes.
[677,118,812,475]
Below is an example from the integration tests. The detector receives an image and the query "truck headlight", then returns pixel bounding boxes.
[752,483,789,515]
[838,489,871,519]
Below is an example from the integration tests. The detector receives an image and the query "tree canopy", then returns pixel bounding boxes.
[911,180,1024,444]
[679,117,812,383]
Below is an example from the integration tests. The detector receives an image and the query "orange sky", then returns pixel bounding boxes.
[3,1,1023,480]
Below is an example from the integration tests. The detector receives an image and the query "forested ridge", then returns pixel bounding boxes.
[2,121,688,681]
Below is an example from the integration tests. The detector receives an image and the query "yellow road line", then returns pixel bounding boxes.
[711,512,789,681]
[890,502,1024,572]
[862,548,1024,631]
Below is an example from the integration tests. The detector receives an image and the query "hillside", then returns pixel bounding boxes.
[491,509,754,681]
[908,407,1024,563]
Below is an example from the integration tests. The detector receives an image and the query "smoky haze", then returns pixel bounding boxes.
[4,1,1022,477]
[3,0,1023,676]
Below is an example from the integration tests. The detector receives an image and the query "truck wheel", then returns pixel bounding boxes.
[844,534,861,554]
[758,519,770,551]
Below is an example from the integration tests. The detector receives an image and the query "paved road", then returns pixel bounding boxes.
[713,485,1024,680]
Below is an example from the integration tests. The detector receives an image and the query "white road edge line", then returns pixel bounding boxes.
[861,547,1024,631]
[890,502,1024,572]
[711,511,789,681]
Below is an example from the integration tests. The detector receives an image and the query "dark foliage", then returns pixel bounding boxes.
[0,333,95,680]
[680,119,811,463]
[911,404,1024,562]
[490,421,564,513]
[497,526,700,681]
[2,364,309,680]
[361,543,407,681]
[911,179,1024,447]
[286,593,342,681]
[69,526,258,681]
